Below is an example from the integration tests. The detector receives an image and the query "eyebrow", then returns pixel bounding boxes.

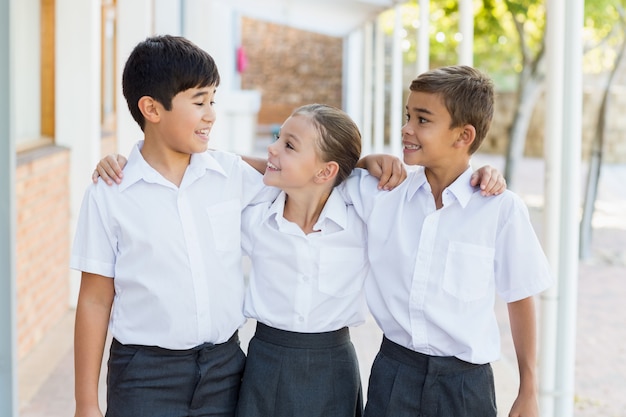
[284,132,302,144]
[191,91,209,99]
[190,87,216,99]
[406,105,434,115]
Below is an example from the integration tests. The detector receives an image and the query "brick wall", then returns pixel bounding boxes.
[16,145,70,360]
[241,17,344,126]
[15,135,116,360]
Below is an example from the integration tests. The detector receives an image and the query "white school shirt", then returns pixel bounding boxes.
[70,140,276,349]
[241,189,368,332]
[342,166,553,364]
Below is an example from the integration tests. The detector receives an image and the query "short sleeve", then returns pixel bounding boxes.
[338,168,381,221]
[70,184,117,277]
[494,194,553,302]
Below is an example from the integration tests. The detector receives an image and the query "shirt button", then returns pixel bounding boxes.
[298,316,304,322]
[303,276,309,282]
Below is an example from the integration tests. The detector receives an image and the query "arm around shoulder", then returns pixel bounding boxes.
[356,153,407,190]
[240,154,267,175]
[470,165,506,196]
[92,154,128,186]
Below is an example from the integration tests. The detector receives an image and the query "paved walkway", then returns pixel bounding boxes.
[18,154,626,417]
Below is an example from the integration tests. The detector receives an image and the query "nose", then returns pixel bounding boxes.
[203,105,216,123]
[401,122,412,137]
[267,141,278,155]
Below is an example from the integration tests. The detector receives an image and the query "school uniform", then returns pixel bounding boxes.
[342,166,553,417]
[236,190,368,417]
[70,140,276,417]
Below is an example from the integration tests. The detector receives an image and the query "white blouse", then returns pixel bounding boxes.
[241,189,369,333]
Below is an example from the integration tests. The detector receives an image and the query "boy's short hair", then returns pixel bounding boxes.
[122,35,220,131]
[410,65,494,154]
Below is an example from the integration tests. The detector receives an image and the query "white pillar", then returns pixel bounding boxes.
[554,0,583,415]
[540,1,564,415]
[362,22,374,156]
[373,18,385,154]
[183,0,259,154]
[389,4,403,157]
[458,0,474,66]
[154,0,182,35]
[183,0,235,92]
[416,0,430,75]
[56,0,103,306]
[0,0,18,415]
[116,0,153,156]
[343,29,364,130]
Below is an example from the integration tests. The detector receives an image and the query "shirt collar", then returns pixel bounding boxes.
[405,166,429,201]
[119,141,227,192]
[445,167,477,208]
[262,188,348,232]
[405,165,477,208]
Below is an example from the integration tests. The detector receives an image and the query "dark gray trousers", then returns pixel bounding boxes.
[105,333,244,417]
[364,336,497,417]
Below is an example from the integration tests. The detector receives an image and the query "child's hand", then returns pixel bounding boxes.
[508,391,539,417]
[470,165,506,196]
[92,154,127,185]
[358,154,407,190]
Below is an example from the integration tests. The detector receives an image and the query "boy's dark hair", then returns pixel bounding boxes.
[122,35,220,131]
[291,104,362,187]
[410,65,494,154]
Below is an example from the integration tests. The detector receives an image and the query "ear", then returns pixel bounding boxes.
[138,96,161,123]
[314,161,339,185]
[454,124,476,149]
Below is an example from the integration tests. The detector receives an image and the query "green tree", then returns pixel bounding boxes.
[397,0,625,192]
[394,0,547,189]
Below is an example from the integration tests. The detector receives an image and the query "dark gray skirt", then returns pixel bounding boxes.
[235,322,363,417]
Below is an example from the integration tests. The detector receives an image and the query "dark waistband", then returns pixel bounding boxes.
[380,336,485,374]
[254,322,350,349]
[111,331,239,356]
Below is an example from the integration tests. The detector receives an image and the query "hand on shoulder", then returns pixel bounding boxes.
[92,154,127,185]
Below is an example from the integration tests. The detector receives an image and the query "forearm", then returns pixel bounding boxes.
[355,154,407,190]
[74,303,110,409]
[240,155,267,174]
[74,275,114,413]
[356,153,386,169]
[508,297,539,392]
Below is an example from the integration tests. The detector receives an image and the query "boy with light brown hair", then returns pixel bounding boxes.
[344,65,552,417]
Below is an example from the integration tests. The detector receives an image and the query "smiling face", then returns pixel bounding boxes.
[263,114,327,191]
[154,85,217,155]
[401,91,466,169]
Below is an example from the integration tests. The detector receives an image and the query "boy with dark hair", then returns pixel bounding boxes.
[71,35,273,417]
[345,65,552,417]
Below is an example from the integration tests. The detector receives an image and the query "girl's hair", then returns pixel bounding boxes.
[122,35,220,131]
[409,65,494,154]
[290,104,362,187]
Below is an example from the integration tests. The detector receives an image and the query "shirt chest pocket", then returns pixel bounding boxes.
[443,241,495,302]
[318,247,368,297]
[206,200,241,251]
